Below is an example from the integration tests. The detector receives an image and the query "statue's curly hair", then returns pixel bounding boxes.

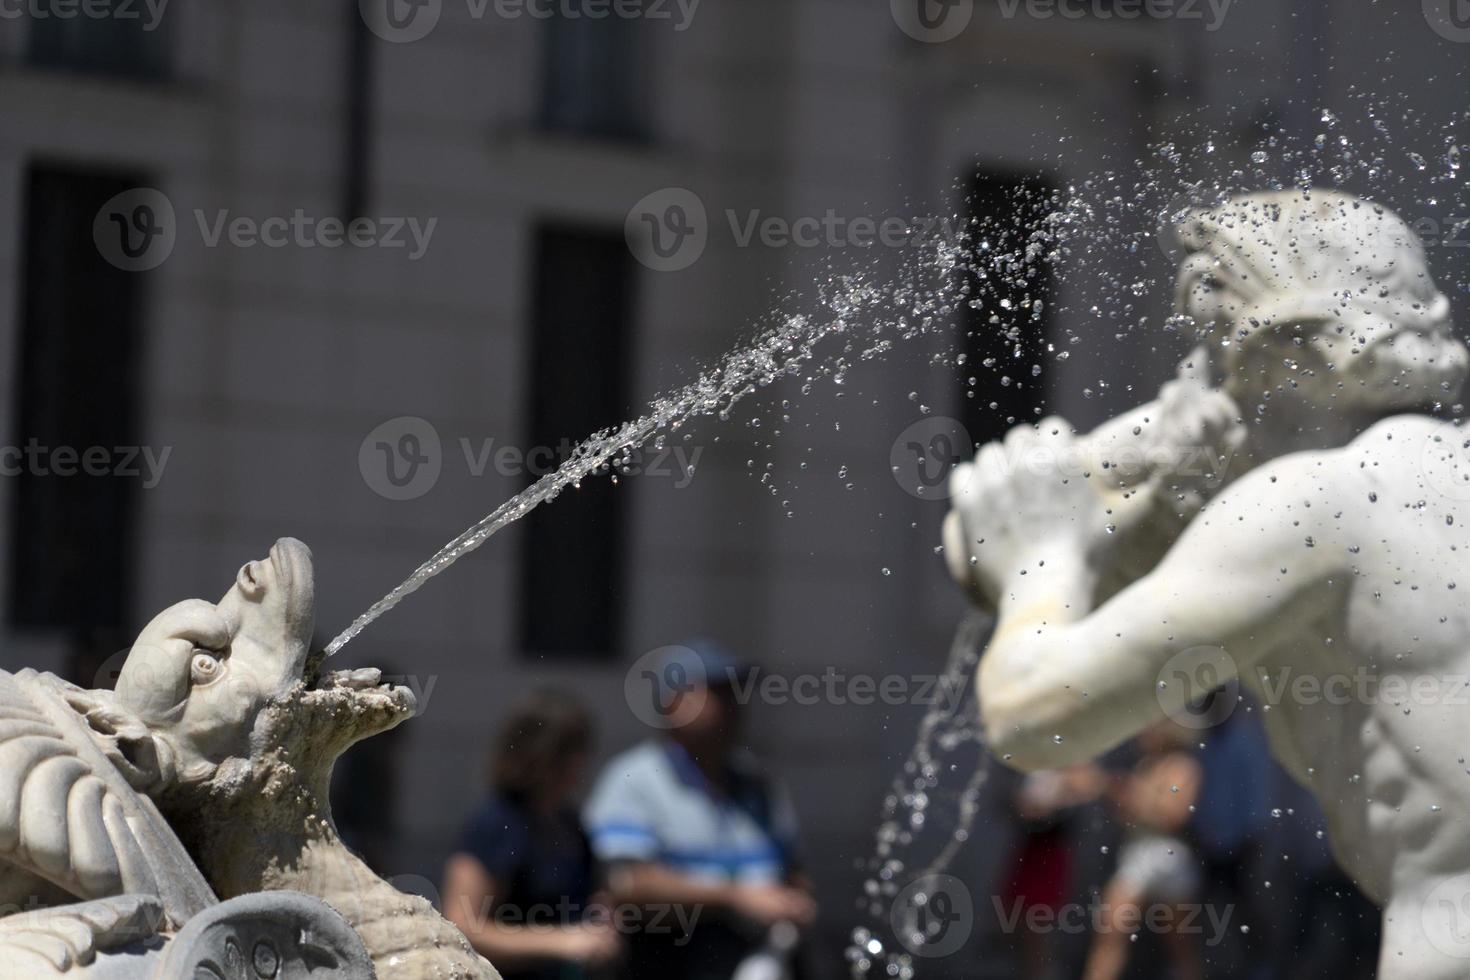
[1170,190,1468,407]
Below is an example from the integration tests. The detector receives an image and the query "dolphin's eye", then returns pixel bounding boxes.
[191,652,222,685]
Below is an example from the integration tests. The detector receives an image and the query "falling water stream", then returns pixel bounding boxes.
[844,610,990,978]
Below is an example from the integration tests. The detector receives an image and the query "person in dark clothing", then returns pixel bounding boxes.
[442,689,621,980]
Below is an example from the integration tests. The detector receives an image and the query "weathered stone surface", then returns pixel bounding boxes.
[0,537,499,977]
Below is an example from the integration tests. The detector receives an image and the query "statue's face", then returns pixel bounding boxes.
[1220,311,1469,413]
[1333,318,1470,410]
[114,539,415,783]
[176,538,317,764]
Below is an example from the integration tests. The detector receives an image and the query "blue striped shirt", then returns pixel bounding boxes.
[584,740,800,884]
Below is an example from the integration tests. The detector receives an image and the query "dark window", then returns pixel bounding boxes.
[10,164,146,634]
[539,13,648,142]
[26,2,172,80]
[518,226,636,659]
[960,171,1055,446]
[342,3,375,220]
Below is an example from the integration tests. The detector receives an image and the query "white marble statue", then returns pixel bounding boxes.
[943,190,1470,977]
[0,538,501,979]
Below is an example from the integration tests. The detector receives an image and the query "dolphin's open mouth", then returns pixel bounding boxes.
[302,647,417,719]
[316,666,414,704]
[271,541,414,724]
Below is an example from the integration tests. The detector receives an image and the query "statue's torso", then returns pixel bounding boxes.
[1241,416,1470,905]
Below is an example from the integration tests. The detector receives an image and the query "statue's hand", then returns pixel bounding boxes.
[1064,375,1246,589]
[1086,375,1243,520]
[942,417,1109,606]
[1144,376,1245,513]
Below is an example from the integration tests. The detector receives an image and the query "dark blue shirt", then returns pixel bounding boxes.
[456,792,597,980]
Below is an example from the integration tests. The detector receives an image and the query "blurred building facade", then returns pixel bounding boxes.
[0,3,1466,975]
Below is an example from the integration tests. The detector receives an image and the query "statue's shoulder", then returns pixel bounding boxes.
[1346,414,1465,483]
[1352,413,1459,447]
[1232,415,1458,495]
[1219,414,1467,525]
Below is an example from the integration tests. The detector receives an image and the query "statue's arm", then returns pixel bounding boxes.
[944,373,1245,609]
[953,435,1341,771]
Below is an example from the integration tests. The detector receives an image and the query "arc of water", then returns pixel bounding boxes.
[324,308,852,657]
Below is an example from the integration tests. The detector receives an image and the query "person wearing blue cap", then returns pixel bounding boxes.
[585,643,816,980]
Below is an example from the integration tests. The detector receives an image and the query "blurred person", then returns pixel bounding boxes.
[442,689,621,980]
[999,765,1106,979]
[1083,722,1204,980]
[1186,701,1274,979]
[585,644,816,980]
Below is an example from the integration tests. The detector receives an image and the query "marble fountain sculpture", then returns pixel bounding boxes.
[943,190,1470,978]
[0,187,1460,979]
[0,537,499,978]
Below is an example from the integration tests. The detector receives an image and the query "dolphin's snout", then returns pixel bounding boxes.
[270,537,312,565]
[269,537,314,589]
